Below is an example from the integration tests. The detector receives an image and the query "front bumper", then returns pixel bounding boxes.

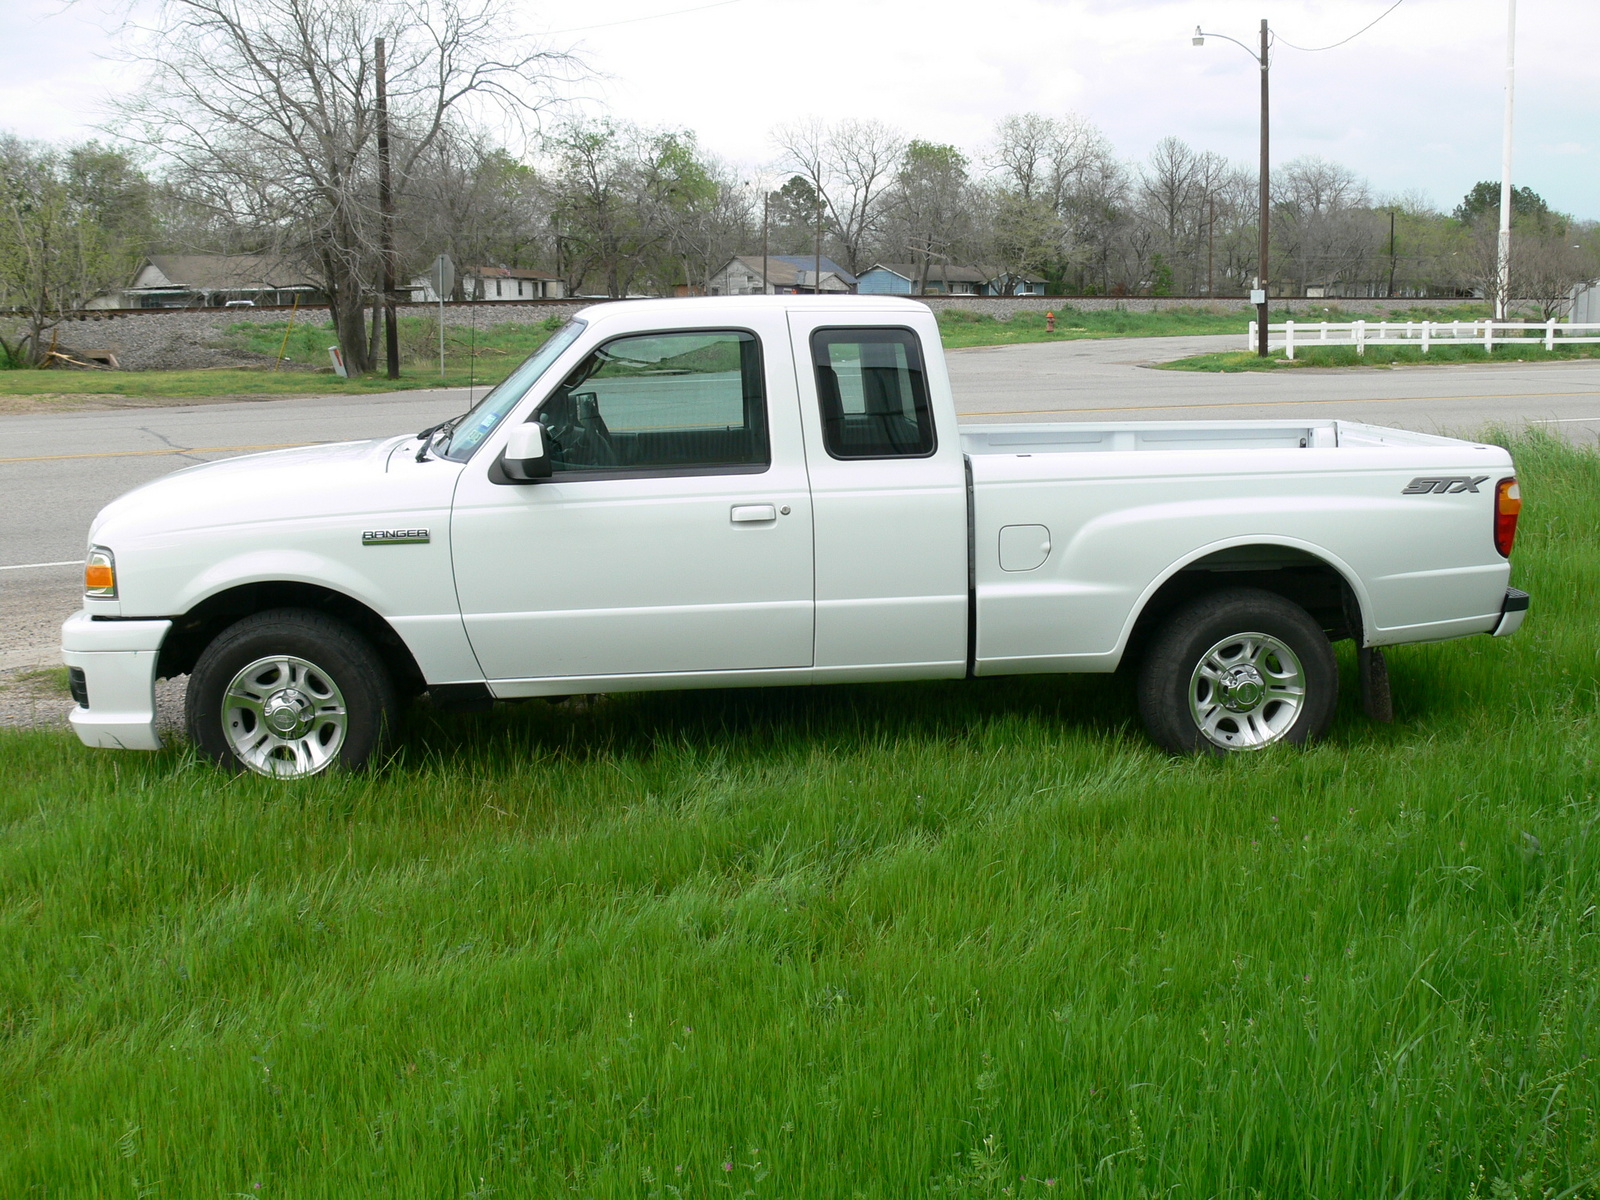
[60,610,172,751]
[1492,587,1530,638]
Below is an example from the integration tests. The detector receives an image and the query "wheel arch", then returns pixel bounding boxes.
[156,581,425,696]
[1117,538,1370,670]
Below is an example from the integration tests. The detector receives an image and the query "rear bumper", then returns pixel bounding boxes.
[1491,587,1530,638]
[60,611,171,751]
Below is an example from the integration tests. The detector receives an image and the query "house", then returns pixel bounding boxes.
[706,255,857,296]
[856,263,1048,296]
[88,254,323,309]
[992,271,1050,297]
[858,263,994,296]
[408,265,564,302]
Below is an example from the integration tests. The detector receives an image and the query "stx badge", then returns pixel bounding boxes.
[362,528,430,545]
[1402,476,1489,495]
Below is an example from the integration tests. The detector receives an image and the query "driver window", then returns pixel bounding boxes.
[536,329,769,475]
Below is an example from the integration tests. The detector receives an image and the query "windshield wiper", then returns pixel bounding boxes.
[414,414,463,462]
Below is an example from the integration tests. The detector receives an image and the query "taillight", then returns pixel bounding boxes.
[1493,478,1520,558]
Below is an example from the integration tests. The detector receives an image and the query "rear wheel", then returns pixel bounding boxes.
[1138,588,1337,755]
[186,608,397,778]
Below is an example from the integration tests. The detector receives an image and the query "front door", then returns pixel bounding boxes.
[450,321,814,682]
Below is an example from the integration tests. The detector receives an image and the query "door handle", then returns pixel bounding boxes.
[730,504,777,523]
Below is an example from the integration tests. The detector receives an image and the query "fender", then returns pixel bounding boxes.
[1113,533,1374,662]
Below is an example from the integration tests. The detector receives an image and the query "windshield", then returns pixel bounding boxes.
[441,318,587,461]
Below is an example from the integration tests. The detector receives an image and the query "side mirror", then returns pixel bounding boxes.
[500,421,552,482]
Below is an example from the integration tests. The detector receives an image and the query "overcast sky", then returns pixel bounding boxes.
[4,0,1595,219]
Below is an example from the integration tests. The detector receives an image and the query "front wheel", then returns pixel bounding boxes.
[1137,588,1337,755]
[186,608,397,778]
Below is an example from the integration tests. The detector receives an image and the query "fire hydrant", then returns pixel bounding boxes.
[1045,311,1056,333]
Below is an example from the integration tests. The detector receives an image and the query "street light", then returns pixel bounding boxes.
[1194,19,1271,356]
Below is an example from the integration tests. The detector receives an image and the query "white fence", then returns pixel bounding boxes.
[1245,319,1600,359]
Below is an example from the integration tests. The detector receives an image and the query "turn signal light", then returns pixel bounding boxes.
[84,547,117,598]
[1493,478,1520,558]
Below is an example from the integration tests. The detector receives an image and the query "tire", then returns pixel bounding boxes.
[186,608,398,778]
[1137,587,1337,756]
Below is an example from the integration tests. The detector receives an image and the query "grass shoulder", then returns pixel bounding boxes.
[1158,341,1600,372]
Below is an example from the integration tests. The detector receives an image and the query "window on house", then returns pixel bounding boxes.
[810,327,936,459]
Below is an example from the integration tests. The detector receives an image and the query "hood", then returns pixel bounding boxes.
[88,435,419,544]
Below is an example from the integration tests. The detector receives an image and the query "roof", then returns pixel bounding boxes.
[469,265,558,281]
[571,295,929,327]
[724,255,858,286]
[130,254,315,292]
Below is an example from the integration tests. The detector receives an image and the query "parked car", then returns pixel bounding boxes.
[63,296,1526,776]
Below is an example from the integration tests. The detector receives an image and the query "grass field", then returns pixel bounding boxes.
[934,303,1493,350]
[2,432,1597,1198]
[0,304,1504,403]
[1160,342,1600,372]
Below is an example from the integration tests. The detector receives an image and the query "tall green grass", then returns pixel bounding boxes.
[3,432,1597,1198]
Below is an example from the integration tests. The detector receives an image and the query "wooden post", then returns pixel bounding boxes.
[1355,319,1366,356]
[1285,319,1295,360]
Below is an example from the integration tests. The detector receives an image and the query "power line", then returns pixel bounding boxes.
[545,0,744,37]
[1274,0,1407,52]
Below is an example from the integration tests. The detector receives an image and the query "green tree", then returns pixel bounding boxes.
[0,137,152,366]
[883,141,973,290]
[1454,181,1551,226]
[546,120,726,298]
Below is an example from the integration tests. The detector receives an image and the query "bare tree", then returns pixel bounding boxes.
[1271,157,1381,294]
[404,133,548,285]
[117,0,576,374]
[1469,219,1600,318]
[773,118,905,276]
[984,113,1125,293]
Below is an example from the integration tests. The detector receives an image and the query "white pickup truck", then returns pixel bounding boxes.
[62,296,1527,777]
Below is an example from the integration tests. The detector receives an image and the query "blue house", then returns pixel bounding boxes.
[857,263,1049,296]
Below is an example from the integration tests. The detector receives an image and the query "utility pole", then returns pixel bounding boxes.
[376,36,399,380]
[1387,209,1397,298]
[1195,21,1270,353]
[1256,17,1270,356]
[1207,196,1215,297]
[761,189,769,294]
[813,197,823,295]
[1495,0,1516,320]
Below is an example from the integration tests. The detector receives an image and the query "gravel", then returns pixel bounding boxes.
[0,665,187,736]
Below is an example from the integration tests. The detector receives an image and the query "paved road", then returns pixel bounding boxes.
[4,333,1597,668]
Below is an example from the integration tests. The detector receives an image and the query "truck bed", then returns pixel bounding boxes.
[959,419,1470,456]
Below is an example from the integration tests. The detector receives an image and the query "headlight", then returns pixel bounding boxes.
[85,546,117,598]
